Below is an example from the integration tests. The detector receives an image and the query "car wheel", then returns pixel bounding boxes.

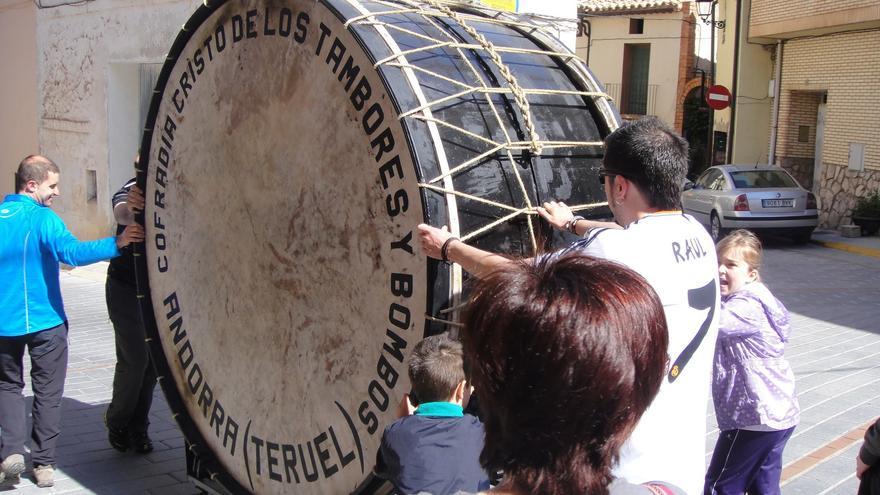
[710,212,727,243]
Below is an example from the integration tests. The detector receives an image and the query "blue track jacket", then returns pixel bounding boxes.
[0,194,120,336]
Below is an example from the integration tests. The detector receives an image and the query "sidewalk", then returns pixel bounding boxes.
[4,238,878,494]
[707,236,880,495]
[811,229,880,259]
[8,263,196,495]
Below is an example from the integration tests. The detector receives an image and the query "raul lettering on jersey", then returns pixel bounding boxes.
[671,237,708,264]
[667,232,716,383]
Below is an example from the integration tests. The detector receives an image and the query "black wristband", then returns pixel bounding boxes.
[566,215,585,234]
[441,237,459,263]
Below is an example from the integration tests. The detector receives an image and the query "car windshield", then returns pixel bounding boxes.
[729,170,798,189]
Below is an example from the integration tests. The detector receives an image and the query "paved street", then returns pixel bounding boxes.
[707,239,880,495]
[3,239,879,494]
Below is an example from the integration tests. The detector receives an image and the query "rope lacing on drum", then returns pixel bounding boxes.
[427,0,544,155]
[344,0,615,328]
[348,0,610,244]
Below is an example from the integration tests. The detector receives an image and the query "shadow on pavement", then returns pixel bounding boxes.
[1,396,196,494]
[754,232,880,337]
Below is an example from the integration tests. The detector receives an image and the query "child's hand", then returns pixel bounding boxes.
[857,455,870,479]
[396,393,417,418]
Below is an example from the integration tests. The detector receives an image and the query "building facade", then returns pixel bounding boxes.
[0,0,39,193]
[575,0,699,132]
[12,0,200,238]
[716,0,879,228]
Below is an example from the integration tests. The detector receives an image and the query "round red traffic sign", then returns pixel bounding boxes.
[706,84,732,110]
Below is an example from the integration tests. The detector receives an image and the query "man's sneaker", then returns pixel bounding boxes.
[0,453,25,484]
[130,431,154,454]
[2,473,21,485]
[107,424,130,452]
[33,464,54,488]
[105,411,130,452]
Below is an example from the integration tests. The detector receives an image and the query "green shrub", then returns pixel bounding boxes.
[853,190,880,217]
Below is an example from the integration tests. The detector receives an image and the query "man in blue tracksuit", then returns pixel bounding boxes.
[0,155,144,488]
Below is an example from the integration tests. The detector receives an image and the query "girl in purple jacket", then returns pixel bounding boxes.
[704,230,800,495]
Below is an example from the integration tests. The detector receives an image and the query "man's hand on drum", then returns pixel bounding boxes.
[117,224,145,248]
[126,184,145,213]
[417,223,515,278]
[536,200,574,230]
[417,223,455,261]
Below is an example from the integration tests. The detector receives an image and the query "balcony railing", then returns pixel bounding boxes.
[603,83,658,116]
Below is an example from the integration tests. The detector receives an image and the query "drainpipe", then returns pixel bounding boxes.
[705,0,717,168]
[726,0,742,163]
[768,39,783,165]
[579,17,592,66]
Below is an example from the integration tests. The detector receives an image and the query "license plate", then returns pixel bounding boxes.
[762,199,793,207]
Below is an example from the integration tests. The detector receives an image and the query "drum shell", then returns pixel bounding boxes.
[136,1,619,493]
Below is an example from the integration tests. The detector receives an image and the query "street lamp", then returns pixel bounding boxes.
[694,0,724,167]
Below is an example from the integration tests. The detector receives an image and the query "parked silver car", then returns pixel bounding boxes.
[681,165,818,243]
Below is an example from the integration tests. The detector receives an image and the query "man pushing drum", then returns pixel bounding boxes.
[0,155,144,488]
[104,161,157,455]
[417,117,720,495]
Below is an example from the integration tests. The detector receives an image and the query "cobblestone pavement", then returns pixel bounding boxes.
[707,240,880,495]
[3,240,878,494]
[7,266,197,495]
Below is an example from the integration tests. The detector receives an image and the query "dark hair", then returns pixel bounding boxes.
[15,155,60,192]
[462,254,668,495]
[408,333,466,404]
[603,117,688,210]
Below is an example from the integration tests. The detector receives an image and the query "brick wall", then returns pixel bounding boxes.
[776,87,819,189]
[778,30,880,172]
[673,3,694,133]
[751,0,878,28]
[775,30,880,228]
[778,91,819,159]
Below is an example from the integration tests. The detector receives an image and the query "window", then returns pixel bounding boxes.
[709,174,727,191]
[697,169,721,189]
[621,44,650,115]
[629,19,644,34]
[729,170,798,189]
[798,125,810,143]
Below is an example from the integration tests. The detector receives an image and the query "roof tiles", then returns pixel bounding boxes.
[578,0,681,14]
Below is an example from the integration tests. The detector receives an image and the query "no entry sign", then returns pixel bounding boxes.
[706,85,732,110]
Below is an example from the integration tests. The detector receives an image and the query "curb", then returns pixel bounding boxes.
[812,239,880,259]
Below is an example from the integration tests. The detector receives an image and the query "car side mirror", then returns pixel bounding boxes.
[683,182,696,191]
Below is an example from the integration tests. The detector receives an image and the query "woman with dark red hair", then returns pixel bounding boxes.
[458,253,681,495]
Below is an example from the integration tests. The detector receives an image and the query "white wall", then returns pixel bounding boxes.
[0,0,39,193]
[108,63,140,195]
[37,0,201,238]
[576,11,685,126]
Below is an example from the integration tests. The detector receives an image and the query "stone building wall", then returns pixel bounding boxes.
[819,165,880,228]
[36,0,200,238]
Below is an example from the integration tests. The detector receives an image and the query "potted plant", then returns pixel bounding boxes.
[851,190,880,236]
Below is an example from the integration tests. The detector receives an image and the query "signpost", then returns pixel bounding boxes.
[706,84,732,110]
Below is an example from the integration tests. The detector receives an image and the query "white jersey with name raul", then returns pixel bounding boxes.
[567,212,720,495]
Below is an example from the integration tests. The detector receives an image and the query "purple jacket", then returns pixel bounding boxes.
[712,282,800,431]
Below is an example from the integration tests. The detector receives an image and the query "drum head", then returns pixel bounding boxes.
[137,0,616,493]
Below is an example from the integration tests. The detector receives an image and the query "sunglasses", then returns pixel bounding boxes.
[598,169,632,185]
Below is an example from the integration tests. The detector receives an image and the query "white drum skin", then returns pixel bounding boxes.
[139,0,618,493]
[143,1,425,492]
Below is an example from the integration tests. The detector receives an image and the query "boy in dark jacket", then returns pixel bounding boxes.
[375,333,489,495]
